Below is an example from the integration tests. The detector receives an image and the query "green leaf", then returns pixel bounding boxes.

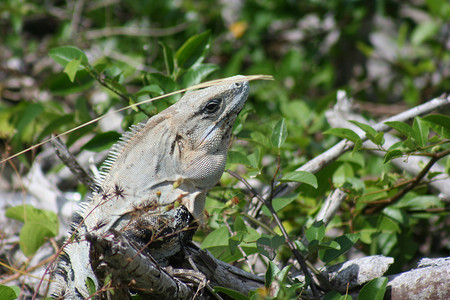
[306,221,325,243]
[261,194,298,215]
[319,233,359,263]
[227,151,252,166]
[257,235,285,260]
[412,117,429,148]
[181,64,219,88]
[270,118,288,148]
[373,132,385,146]
[323,291,349,300]
[234,216,248,233]
[175,31,211,69]
[159,41,175,75]
[5,205,59,235]
[137,84,165,97]
[12,103,44,141]
[395,195,443,210]
[384,121,414,138]
[349,120,385,146]
[213,287,249,300]
[279,171,318,189]
[81,131,121,152]
[349,120,377,136]
[0,285,20,300]
[19,222,54,256]
[265,261,280,288]
[64,58,81,82]
[411,21,439,46]
[383,149,403,164]
[357,277,388,300]
[201,227,229,248]
[85,277,97,296]
[422,114,450,138]
[49,46,89,68]
[324,127,361,143]
[229,234,243,255]
[6,205,59,256]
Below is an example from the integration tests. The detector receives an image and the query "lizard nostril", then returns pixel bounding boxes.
[234,82,242,88]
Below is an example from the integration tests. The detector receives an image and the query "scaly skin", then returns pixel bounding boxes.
[51,76,250,299]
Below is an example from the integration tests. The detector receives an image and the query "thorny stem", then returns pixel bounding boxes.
[364,148,450,214]
[227,170,321,299]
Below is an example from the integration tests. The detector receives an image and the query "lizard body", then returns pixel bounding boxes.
[52,76,249,299]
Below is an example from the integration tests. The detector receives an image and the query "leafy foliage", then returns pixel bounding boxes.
[0,0,449,299]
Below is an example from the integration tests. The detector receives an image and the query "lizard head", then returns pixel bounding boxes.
[98,76,249,221]
[173,75,250,187]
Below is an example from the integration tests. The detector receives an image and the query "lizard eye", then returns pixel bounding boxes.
[203,98,222,114]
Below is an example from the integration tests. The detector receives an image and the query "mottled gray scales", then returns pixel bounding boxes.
[51,76,249,299]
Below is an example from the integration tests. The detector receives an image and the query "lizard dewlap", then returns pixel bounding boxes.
[52,76,249,299]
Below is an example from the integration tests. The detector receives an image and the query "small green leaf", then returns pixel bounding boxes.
[317,240,341,251]
[422,114,450,138]
[384,121,414,138]
[229,234,243,255]
[373,132,385,146]
[12,103,44,143]
[319,233,359,263]
[411,21,439,46]
[82,131,121,152]
[294,240,308,253]
[323,291,348,300]
[64,58,81,82]
[265,261,280,288]
[383,149,403,164]
[306,221,325,242]
[181,63,219,87]
[270,118,288,148]
[85,277,97,296]
[227,151,252,166]
[257,235,285,260]
[234,216,248,233]
[159,41,175,75]
[137,84,164,97]
[279,171,318,189]
[175,31,211,69]
[349,120,377,136]
[5,205,59,235]
[324,128,361,143]
[350,120,385,146]
[261,194,298,215]
[412,117,429,148]
[201,227,229,248]
[19,222,54,256]
[49,46,89,68]
[357,277,388,300]
[213,287,249,300]
[0,285,20,300]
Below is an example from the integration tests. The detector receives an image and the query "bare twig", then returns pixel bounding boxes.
[51,136,95,188]
[70,0,85,38]
[85,23,189,39]
[314,189,347,226]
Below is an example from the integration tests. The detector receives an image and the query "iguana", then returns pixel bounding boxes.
[51,76,250,299]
